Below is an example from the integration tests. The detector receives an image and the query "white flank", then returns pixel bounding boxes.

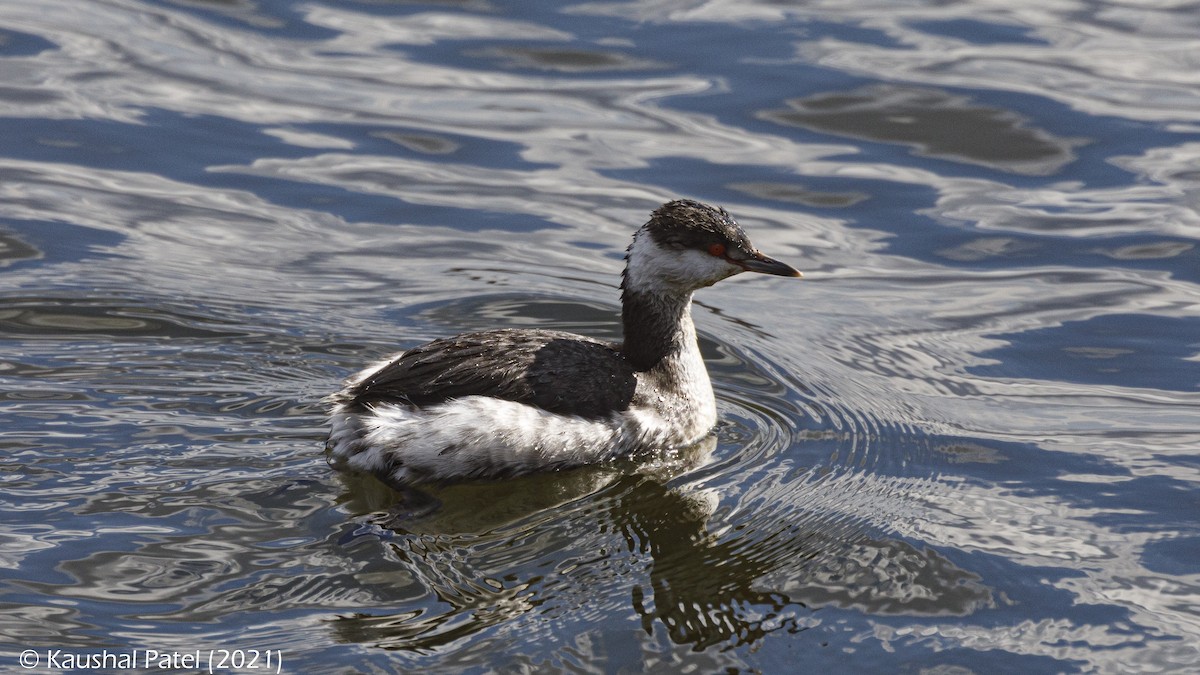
[328,395,697,485]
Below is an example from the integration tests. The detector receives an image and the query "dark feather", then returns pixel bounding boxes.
[345,328,638,419]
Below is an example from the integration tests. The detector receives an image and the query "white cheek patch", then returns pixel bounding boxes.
[626,234,741,293]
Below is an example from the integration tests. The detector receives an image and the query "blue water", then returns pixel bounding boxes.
[2,0,1198,672]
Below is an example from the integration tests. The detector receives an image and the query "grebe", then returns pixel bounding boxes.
[327,200,801,488]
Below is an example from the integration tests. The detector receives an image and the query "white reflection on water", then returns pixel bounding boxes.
[896,480,1200,670]
[583,0,1200,120]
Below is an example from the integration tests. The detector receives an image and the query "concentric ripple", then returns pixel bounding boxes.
[322,295,977,654]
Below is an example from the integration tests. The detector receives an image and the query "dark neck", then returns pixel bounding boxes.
[620,287,696,371]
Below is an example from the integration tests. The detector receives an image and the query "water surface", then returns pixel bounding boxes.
[1,0,1198,672]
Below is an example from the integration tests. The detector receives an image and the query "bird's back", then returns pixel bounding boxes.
[340,328,639,419]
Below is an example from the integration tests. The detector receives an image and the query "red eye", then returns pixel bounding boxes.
[708,243,726,257]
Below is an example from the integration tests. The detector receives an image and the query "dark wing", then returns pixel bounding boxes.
[344,329,637,419]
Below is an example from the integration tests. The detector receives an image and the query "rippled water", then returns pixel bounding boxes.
[2,0,1198,672]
